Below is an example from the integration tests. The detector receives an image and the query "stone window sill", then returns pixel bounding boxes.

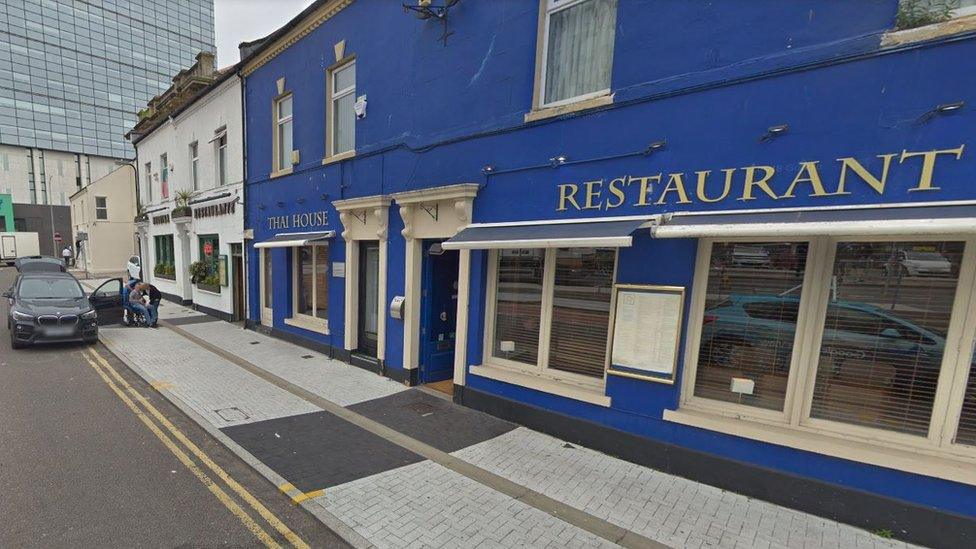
[284,315,329,335]
[470,363,611,407]
[269,166,294,179]
[524,93,613,123]
[322,150,356,165]
[663,408,976,487]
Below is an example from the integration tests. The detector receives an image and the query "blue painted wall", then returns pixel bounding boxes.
[245,0,976,516]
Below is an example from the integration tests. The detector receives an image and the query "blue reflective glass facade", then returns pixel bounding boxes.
[0,0,214,158]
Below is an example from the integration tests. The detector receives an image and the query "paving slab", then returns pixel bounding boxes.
[186,319,407,406]
[100,327,319,427]
[453,428,915,549]
[221,411,425,493]
[321,459,619,549]
[348,389,517,453]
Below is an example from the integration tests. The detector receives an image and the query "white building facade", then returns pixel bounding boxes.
[133,72,245,321]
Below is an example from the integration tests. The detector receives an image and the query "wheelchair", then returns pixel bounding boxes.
[122,302,149,327]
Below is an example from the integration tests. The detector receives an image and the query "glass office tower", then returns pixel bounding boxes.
[0,0,215,159]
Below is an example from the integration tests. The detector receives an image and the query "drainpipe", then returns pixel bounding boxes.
[239,71,250,326]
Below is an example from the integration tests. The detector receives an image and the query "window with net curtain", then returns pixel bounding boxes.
[331,62,355,156]
[492,247,615,379]
[542,0,618,106]
[275,95,293,171]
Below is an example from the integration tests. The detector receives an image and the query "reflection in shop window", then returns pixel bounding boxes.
[548,248,615,378]
[694,241,809,411]
[493,249,544,365]
[296,245,329,320]
[810,241,963,436]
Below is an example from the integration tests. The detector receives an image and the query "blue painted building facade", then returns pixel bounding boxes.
[242,1,976,544]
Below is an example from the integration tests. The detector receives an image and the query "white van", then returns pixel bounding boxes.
[0,232,41,266]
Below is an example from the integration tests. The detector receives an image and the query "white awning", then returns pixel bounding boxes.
[651,203,976,238]
[253,230,335,248]
[442,216,657,250]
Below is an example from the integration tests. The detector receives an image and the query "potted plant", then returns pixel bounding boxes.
[172,189,194,221]
[189,260,209,284]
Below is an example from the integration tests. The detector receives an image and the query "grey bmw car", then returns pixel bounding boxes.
[3,272,121,349]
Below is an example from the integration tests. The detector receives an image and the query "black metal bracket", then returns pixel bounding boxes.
[421,202,438,221]
[403,1,461,46]
[351,210,367,225]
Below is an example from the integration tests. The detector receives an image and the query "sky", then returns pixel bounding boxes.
[213,0,316,67]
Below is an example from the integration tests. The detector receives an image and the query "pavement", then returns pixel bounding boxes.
[81,279,922,549]
[0,267,347,548]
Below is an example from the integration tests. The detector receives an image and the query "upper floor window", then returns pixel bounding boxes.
[214,130,227,185]
[144,162,152,202]
[539,0,618,108]
[189,141,199,190]
[274,95,293,172]
[159,153,169,199]
[95,196,107,220]
[328,61,356,157]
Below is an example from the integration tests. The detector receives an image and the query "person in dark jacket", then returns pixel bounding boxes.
[144,282,162,328]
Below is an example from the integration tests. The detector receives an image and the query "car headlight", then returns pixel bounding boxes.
[11,310,34,321]
[81,309,98,320]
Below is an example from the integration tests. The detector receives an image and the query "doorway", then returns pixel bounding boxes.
[231,243,244,321]
[357,241,380,357]
[419,240,459,386]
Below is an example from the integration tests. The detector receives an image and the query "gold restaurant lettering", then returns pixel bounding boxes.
[556,145,965,211]
[267,210,329,230]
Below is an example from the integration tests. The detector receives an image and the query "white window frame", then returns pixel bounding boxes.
[327,59,356,159]
[260,248,273,326]
[94,196,107,220]
[481,247,617,392]
[215,134,227,186]
[144,161,152,202]
[677,234,976,464]
[189,141,199,190]
[286,244,329,334]
[536,0,615,109]
[273,94,293,173]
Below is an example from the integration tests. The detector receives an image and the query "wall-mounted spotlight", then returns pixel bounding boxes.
[296,197,306,204]
[917,101,965,124]
[759,124,789,143]
[481,164,495,175]
[321,193,330,201]
[276,201,285,207]
[549,155,568,168]
[643,140,667,155]
[258,204,266,211]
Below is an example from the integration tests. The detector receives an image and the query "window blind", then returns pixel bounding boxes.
[693,242,809,411]
[956,357,976,445]
[810,241,963,436]
[544,0,617,105]
[492,249,544,365]
[547,248,614,378]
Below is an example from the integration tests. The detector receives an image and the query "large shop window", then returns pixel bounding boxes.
[198,234,220,292]
[540,0,618,107]
[687,237,976,455]
[489,247,615,384]
[293,245,329,326]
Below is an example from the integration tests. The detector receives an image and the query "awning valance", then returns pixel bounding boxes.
[441,217,655,250]
[253,230,335,248]
[651,203,976,239]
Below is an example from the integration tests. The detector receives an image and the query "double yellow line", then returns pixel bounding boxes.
[82,347,309,549]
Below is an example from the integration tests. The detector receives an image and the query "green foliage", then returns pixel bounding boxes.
[873,528,894,539]
[896,0,959,30]
[188,260,210,282]
[174,189,195,207]
[154,262,176,278]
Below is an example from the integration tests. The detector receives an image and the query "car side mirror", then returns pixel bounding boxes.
[880,327,901,339]
[1,290,11,299]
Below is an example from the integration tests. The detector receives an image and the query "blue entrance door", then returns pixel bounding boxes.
[419,240,459,384]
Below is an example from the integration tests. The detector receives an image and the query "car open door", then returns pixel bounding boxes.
[89,278,124,325]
